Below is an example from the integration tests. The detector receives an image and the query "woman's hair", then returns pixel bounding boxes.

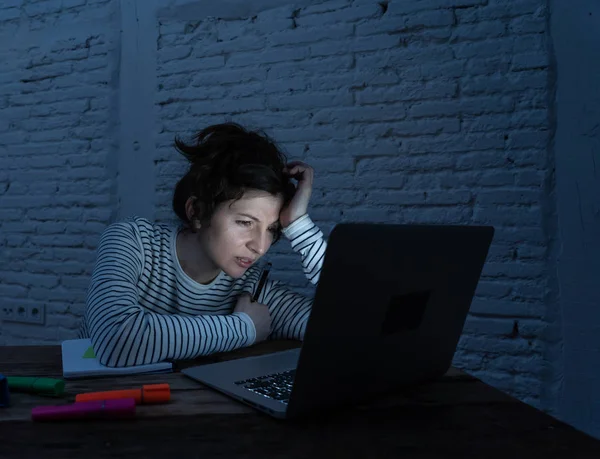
[172,122,295,243]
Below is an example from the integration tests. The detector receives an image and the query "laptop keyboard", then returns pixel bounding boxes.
[234,369,296,405]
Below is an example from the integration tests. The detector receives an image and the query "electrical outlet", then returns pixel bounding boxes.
[1,306,15,321]
[1,304,45,325]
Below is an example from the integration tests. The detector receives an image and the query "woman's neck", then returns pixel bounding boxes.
[176,228,221,285]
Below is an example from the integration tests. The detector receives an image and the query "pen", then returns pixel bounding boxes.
[251,262,272,303]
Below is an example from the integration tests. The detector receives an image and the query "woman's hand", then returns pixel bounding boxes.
[279,161,314,229]
[234,293,272,343]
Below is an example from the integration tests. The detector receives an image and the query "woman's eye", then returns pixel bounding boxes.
[237,220,252,227]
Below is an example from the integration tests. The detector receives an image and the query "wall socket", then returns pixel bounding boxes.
[1,304,45,325]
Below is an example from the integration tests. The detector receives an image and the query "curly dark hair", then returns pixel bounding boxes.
[172,122,296,243]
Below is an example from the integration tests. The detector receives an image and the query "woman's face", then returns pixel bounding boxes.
[195,189,284,280]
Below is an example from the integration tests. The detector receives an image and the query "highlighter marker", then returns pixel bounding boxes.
[75,383,170,405]
[32,398,136,422]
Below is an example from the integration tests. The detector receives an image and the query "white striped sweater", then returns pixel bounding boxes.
[79,214,326,367]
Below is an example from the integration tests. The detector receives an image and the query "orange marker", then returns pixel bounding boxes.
[75,383,170,405]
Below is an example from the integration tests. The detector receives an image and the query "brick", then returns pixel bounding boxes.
[512,53,549,71]
[356,10,454,36]
[268,56,354,79]
[1,7,20,21]
[296,4,381,27]
[387,0,451,15]
[400,133,505,155]
[82,208,112,222]
[356,154,455,175]
[367,190,426,205]
[509,15,546,34]
[513,35,545,55]
[0,271,59,288]
[318,189,364,205]
[312,105,407,125]
[357,81,457,104]
[268,24,353,46]
[493,227,547,245]
[21,62,72,82]
[276,125,356,142]
[71,58,106,72]
[310,35,399,57]
[227,47,308,67]
[364,118,461,136]
[515,170,544,187]
[426,190,473,205]
[192,68,267,86]
[339,208,391,222]
[190,36,265,59]
[450,20,507,42]
[508,130,549,149]
[157,46,192,64]
[464,57,511,78]
[420,60,466,79]
[476,190,541,205]
[24,1,64,16]
[512,282,547,300]
[402,173,444,190]
[63,0,86,8]
[392,206,474,224]
[30,286,79,302]
[469,298,546,318]
[19,116,80,132]
[453,38,513,59]
[267,92,352,111]
[357,45,454,68]
[475,280,513,298]
[1,0,23,8]
[489,355,546,377]
[157,87,227,105]
[507,71,548,91]
[188,97,264,115]
[157,56,224,75]
[0,284,28,298]
[300,1,351,15]
[469,170,515,187]
[463,317,521,336]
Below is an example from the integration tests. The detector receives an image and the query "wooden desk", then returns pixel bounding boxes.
[1,341,599,458]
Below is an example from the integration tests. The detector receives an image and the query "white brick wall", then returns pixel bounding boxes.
[152,0,557,411]
[0,0,116,344]
[0,0,560,415]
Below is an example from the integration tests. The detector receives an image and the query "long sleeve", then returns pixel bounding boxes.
[282,213,326,285]
[85,221,256,367]
[256,214,328,340]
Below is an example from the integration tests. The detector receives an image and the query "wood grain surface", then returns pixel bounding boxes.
[1,341,599,458]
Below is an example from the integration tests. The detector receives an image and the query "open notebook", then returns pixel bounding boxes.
[61,339,173,379]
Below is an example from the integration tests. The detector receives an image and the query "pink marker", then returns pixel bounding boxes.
[31,397,136,422]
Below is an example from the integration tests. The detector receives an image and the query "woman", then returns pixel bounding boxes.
[79,122,327,367]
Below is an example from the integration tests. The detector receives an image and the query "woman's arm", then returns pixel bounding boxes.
[282,213,327,285]
[249,214,327,340]
[85,221,256,367]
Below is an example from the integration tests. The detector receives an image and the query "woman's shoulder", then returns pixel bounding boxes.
[103,216,174,236]
[99,217,177,251]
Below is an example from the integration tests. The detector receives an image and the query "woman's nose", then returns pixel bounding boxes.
[248,230,269,256]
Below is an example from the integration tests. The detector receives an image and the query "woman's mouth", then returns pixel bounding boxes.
[235,257,254,268]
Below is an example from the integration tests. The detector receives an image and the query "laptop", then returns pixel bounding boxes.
[182,222,494,419]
